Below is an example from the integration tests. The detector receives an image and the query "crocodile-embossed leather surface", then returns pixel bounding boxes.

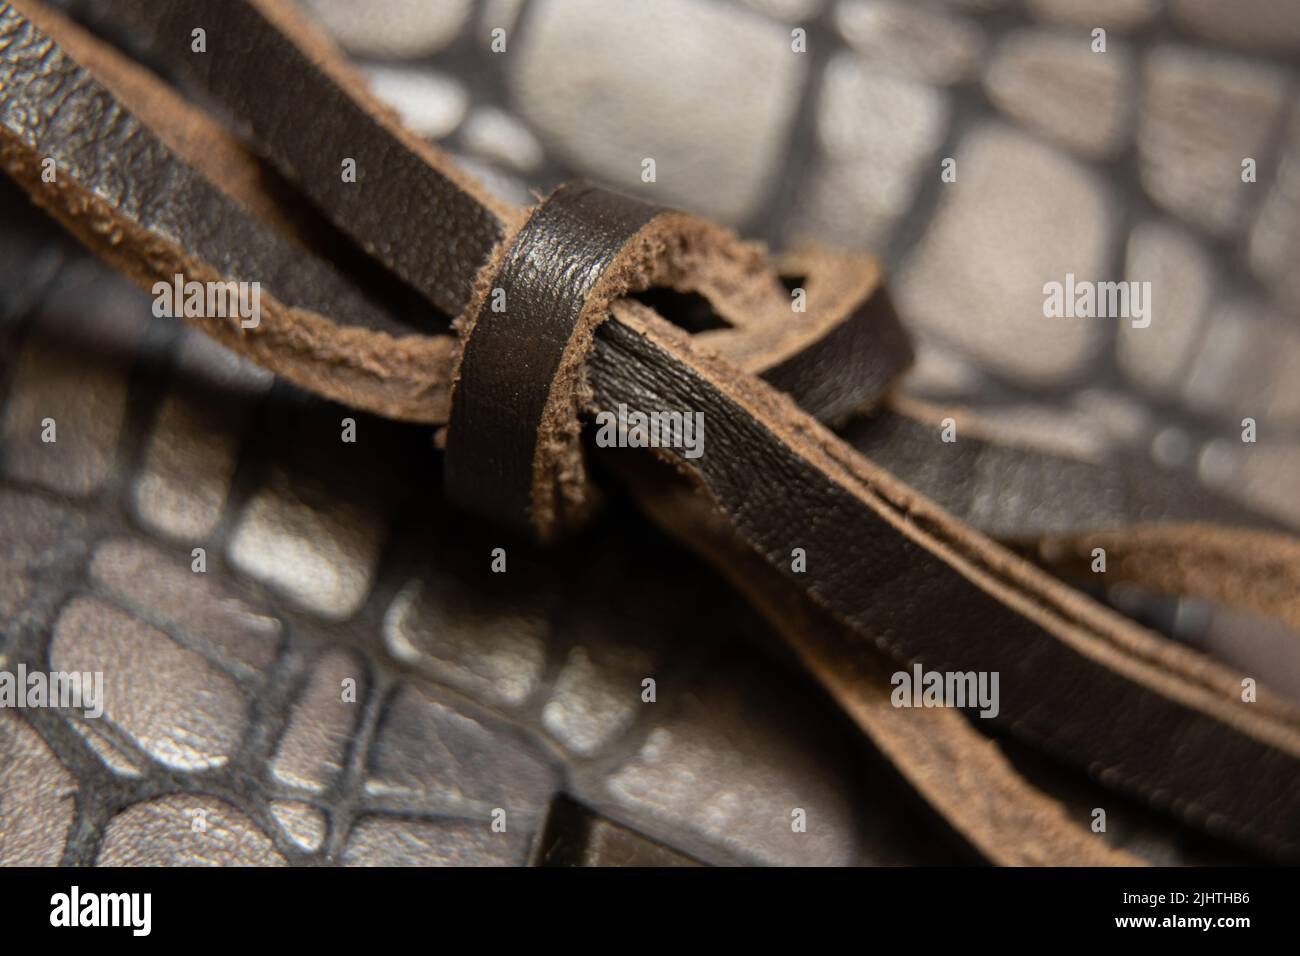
[4,0,1299,866]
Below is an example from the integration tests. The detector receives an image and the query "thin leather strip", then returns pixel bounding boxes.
[1036,525,1300,635]
[109,0,515,316]
[847,399,1300,632]
[845,396,1278,540]
[0,1,458,422]
[0,3,394,333]
[587,312,1300,860]
[756,252,911,426]
[11,0,305,245]
[614,456,1140,866]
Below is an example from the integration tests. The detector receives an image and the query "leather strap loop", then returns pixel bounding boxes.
[445,183,663,538]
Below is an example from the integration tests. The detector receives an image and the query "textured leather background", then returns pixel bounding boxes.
[3,0,1298,866]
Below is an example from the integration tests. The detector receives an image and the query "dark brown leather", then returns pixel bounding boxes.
[445,183,664,536]
[610,455,1140,866]
[111,0,511,318]
[588,314,1300,860]
[0,0,462,422]
[444,183,916,536]
[5,0,1300,865]
[845,398,1280,540]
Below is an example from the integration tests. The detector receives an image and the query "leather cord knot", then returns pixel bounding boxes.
[443,181,916,542]
[444,182,665,540]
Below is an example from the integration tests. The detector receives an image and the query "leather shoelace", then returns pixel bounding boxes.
[4,0,1299,864]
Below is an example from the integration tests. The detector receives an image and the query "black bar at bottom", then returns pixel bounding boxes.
[0,865,1283,943]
